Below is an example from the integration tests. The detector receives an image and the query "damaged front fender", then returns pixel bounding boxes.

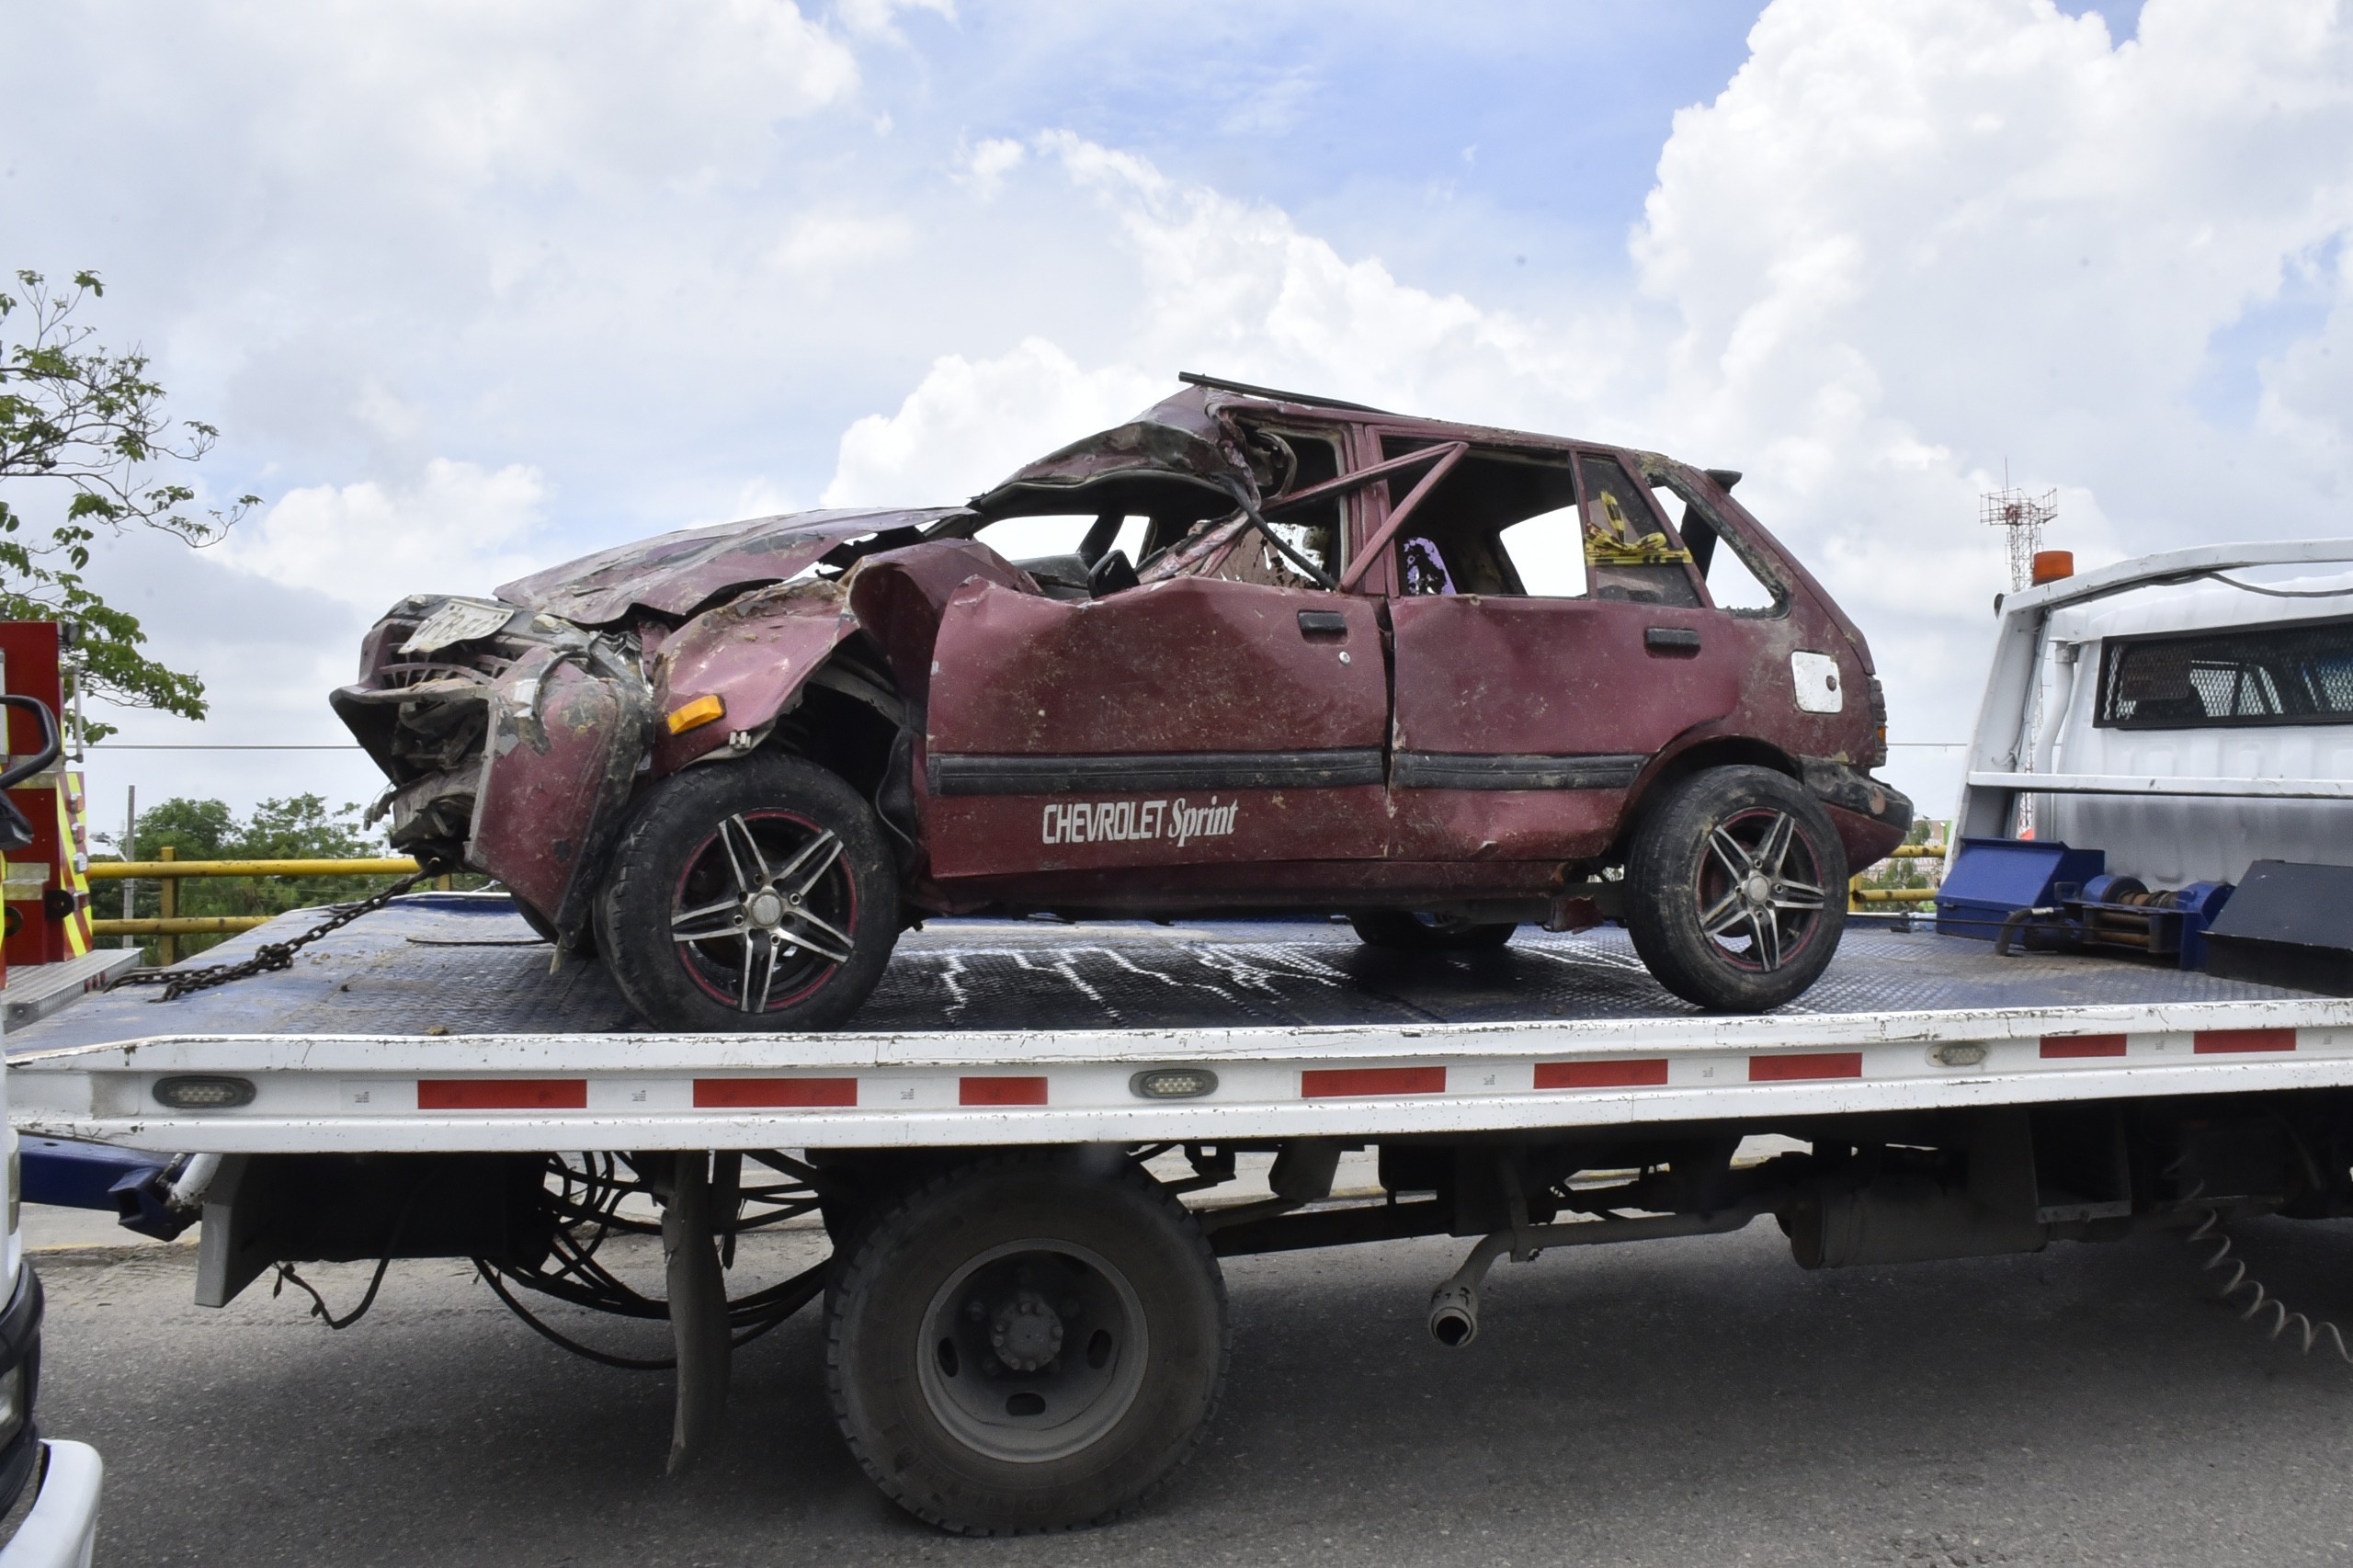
[333,600,655,942]
[649,538,1040,772]
[472,643,656,936]
[649,577,862,773]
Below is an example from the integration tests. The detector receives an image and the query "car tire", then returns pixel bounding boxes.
[1347,911,1518,950]
[1624,765,1847,1012]
[597,754,900,1031]
[826,1152,1230,1534]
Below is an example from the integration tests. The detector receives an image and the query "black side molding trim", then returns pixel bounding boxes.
[1392,752,1645,791]
[930,748,1387,797]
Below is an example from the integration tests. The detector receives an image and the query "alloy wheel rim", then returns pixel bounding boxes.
[669,809,858,1013]
[1693,805,1827,973]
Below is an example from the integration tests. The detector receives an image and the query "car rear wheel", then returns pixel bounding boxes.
[1625,765,1847,1012]
[597,754,900,1031]
[1347,911,1518,950]
[826,1153,1229,1533]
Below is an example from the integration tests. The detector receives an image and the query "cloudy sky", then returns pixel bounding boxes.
[6,0,2351,840]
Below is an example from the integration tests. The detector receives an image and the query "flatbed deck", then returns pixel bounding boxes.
[10,895,2350,1154]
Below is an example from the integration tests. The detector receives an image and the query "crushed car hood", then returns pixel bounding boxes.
[503,389,1266,628]
[495,506,967,626]
[968,384,1259,521]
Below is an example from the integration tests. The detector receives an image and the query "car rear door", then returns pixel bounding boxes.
[1382,445,1740,863]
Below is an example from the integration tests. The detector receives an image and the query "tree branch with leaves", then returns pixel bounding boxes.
[0,269,258,740]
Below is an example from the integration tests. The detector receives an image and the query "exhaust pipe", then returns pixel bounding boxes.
[1427,1279,1481,1347]
[1425,1204,1768,1349]
[1427,1232,1510,1348]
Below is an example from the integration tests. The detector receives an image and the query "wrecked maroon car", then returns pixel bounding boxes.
[334,374,1911,1029]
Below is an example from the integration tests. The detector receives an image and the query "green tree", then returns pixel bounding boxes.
[0,270,258,741]
[130,796,234,859]
[106,794,406,960]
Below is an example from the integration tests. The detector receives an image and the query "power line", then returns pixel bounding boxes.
[84,744,365,751]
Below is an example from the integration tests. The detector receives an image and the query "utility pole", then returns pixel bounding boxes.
[122,785,136,949]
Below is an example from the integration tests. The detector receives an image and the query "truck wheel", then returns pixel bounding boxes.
[1625,765,1847,1012]
[597,754,900,1031]
[1348,911,1518,950]
[826,1152,1229,1534]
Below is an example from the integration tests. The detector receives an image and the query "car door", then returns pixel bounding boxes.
[922,569,1389,883]
[1382,445,1740,864]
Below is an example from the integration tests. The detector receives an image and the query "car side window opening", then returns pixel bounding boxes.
[1133,426,1349,593]
[1247,426,1347,582]
[1493,507,1587,597]
[967,514,1154,599]
[1648,472,1784,616]
[1575,455,1701,608]
[1377,437,1580,597]
[972,513,1151,566]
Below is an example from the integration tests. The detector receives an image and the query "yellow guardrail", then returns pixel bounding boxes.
[86,850,427,960]
[94,916,274,937]
[87,858,421,880]
[1849,844,1947,910]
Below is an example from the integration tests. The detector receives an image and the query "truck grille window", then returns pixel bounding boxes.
[2097,616,2353,728]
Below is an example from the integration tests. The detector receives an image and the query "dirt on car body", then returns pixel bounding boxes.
[335,373,1911,1028]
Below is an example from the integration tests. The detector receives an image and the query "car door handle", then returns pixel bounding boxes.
[1297,610,1349,640]
[1644,626,1701,654]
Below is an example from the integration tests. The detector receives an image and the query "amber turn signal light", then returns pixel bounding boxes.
[666,694,725,735]
[2030,550,2074,585]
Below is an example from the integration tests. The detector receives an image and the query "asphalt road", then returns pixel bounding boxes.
[28,1214,2353,1567]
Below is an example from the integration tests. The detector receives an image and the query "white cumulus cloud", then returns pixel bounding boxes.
[218,460,555,611]
[823,339,1164,506]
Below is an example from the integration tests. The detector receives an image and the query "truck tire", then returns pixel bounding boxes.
[1348,911,1518,950]
[825,1152,1230,1534]
[597,754,899,1031]
[1625,765,1847,1012]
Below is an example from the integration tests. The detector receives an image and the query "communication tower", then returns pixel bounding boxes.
[1982,485,2059,591]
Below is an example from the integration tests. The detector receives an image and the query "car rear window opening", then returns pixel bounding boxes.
[2096,615,2353,728]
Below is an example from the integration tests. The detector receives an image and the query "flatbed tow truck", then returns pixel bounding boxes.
[10,541,2353,1535]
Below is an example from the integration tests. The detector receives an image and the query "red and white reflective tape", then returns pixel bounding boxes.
[335,1026,2326,1118]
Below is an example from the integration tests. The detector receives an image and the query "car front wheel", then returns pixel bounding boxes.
[597,754,900,1031]
[1625,765,1847,1012]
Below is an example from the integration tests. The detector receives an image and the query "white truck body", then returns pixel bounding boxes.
[1955,540,2353,880]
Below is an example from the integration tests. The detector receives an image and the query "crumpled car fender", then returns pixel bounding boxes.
[649,538,1038,774]
[472,643,655,936]
[650,578,861,774]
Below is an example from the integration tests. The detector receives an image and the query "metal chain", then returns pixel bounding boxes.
[113,862,447,1001]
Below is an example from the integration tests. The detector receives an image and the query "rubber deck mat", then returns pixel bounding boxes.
[5,892,2313,1052]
